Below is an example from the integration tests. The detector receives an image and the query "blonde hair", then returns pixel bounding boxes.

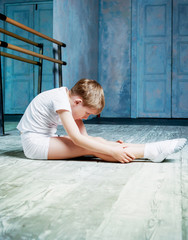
[70,78,105,114]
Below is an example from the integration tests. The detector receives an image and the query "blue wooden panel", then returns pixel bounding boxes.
[172,0,188,117]
[145,5,167,36]
[33,2,53,94]
[131,0,138,118]
[99,0,131,117]
[143,81,166,113]
[132,0,172,118]
[4,2,53,114]
[4,4,34,114]
[144,43,167,74]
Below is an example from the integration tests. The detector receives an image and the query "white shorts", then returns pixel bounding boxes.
[21,132,52,160]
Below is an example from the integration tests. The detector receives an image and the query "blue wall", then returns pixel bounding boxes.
[53,0,99,90]
[53,0,131,117]
[1,0,187,118]
[99,0,131,117]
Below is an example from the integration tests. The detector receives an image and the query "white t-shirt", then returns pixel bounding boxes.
[17,87,71,135]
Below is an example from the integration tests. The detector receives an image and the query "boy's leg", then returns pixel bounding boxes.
[95,138,187,163]
[144,138,187,162]
[96,146,144,162]
[99,138,187,162]
[91,136,144,148]
[48,136,141,162]
[48,136,187,163]
[48,136,92,159]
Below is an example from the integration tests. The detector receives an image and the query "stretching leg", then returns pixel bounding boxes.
[48,136,144,163]
[95,137,187,162]
[48,136,186,163]
[90,136,144,148]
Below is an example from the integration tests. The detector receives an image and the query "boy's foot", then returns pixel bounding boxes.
[144,138,187,163]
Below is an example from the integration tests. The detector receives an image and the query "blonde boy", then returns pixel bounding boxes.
[17,78,187,163]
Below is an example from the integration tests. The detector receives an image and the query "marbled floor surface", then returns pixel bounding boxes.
[0,120,188,240]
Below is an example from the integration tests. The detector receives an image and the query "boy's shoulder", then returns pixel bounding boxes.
[39,86,68,97]
[32,87,69,105]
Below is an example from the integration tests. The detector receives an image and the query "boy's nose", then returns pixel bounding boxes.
[83,114,89,120]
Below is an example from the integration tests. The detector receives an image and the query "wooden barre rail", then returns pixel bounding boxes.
[0,13,66,47]
[0,13,67,136]
[0,28,40,47]
[0,51,40,65]
[0,41,67,65]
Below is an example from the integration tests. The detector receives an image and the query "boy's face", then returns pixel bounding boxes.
[71,99,97,120]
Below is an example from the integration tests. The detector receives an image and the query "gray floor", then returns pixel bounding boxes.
[0,120,188,240]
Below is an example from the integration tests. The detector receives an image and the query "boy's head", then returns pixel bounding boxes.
[70,78,105,115]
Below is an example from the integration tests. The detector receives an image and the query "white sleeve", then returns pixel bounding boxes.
[51,89,72,113]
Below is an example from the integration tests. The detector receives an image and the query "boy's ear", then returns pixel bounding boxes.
[74,98,82,105]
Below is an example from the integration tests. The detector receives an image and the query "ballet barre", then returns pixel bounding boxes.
[0,13,66,47]
[0,41,66,65]
[0,13,67,135]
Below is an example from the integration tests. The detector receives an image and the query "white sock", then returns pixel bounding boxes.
[144,138,187,163]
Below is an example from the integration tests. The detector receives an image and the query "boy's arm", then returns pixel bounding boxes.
[58,110,110,154]
[75,119,126,147]
[57,110,134,162]
[75,119,88,136]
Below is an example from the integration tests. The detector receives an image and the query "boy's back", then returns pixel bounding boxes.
[17,87,71,135]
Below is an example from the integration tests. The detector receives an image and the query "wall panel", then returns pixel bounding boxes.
[53,0,99,90]
[99,0,131,117]
[132,0,172,118]
[172,0,188,117]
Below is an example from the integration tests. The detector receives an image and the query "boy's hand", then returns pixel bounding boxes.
[111,146,135,163]
[116,140,131,149]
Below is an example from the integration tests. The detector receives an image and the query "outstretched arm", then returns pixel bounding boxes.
[75,119,88,136]
[75,119,128,147]
[58,110,135,163]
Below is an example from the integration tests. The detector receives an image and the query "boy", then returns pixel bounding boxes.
[17,78,187,163]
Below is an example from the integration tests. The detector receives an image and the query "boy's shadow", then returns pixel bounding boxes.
[0,151,100,162]
[0,150,26,159]
[132,158,176,163]
[0,151,176,164]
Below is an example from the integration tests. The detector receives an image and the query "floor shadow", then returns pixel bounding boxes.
[163,158,176,163]
[0,152,101,162]
[85,117,188,126]
[0,151,178,164]
[47,155,101,163]
[131,158,177,163]
[1,150,26,159]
